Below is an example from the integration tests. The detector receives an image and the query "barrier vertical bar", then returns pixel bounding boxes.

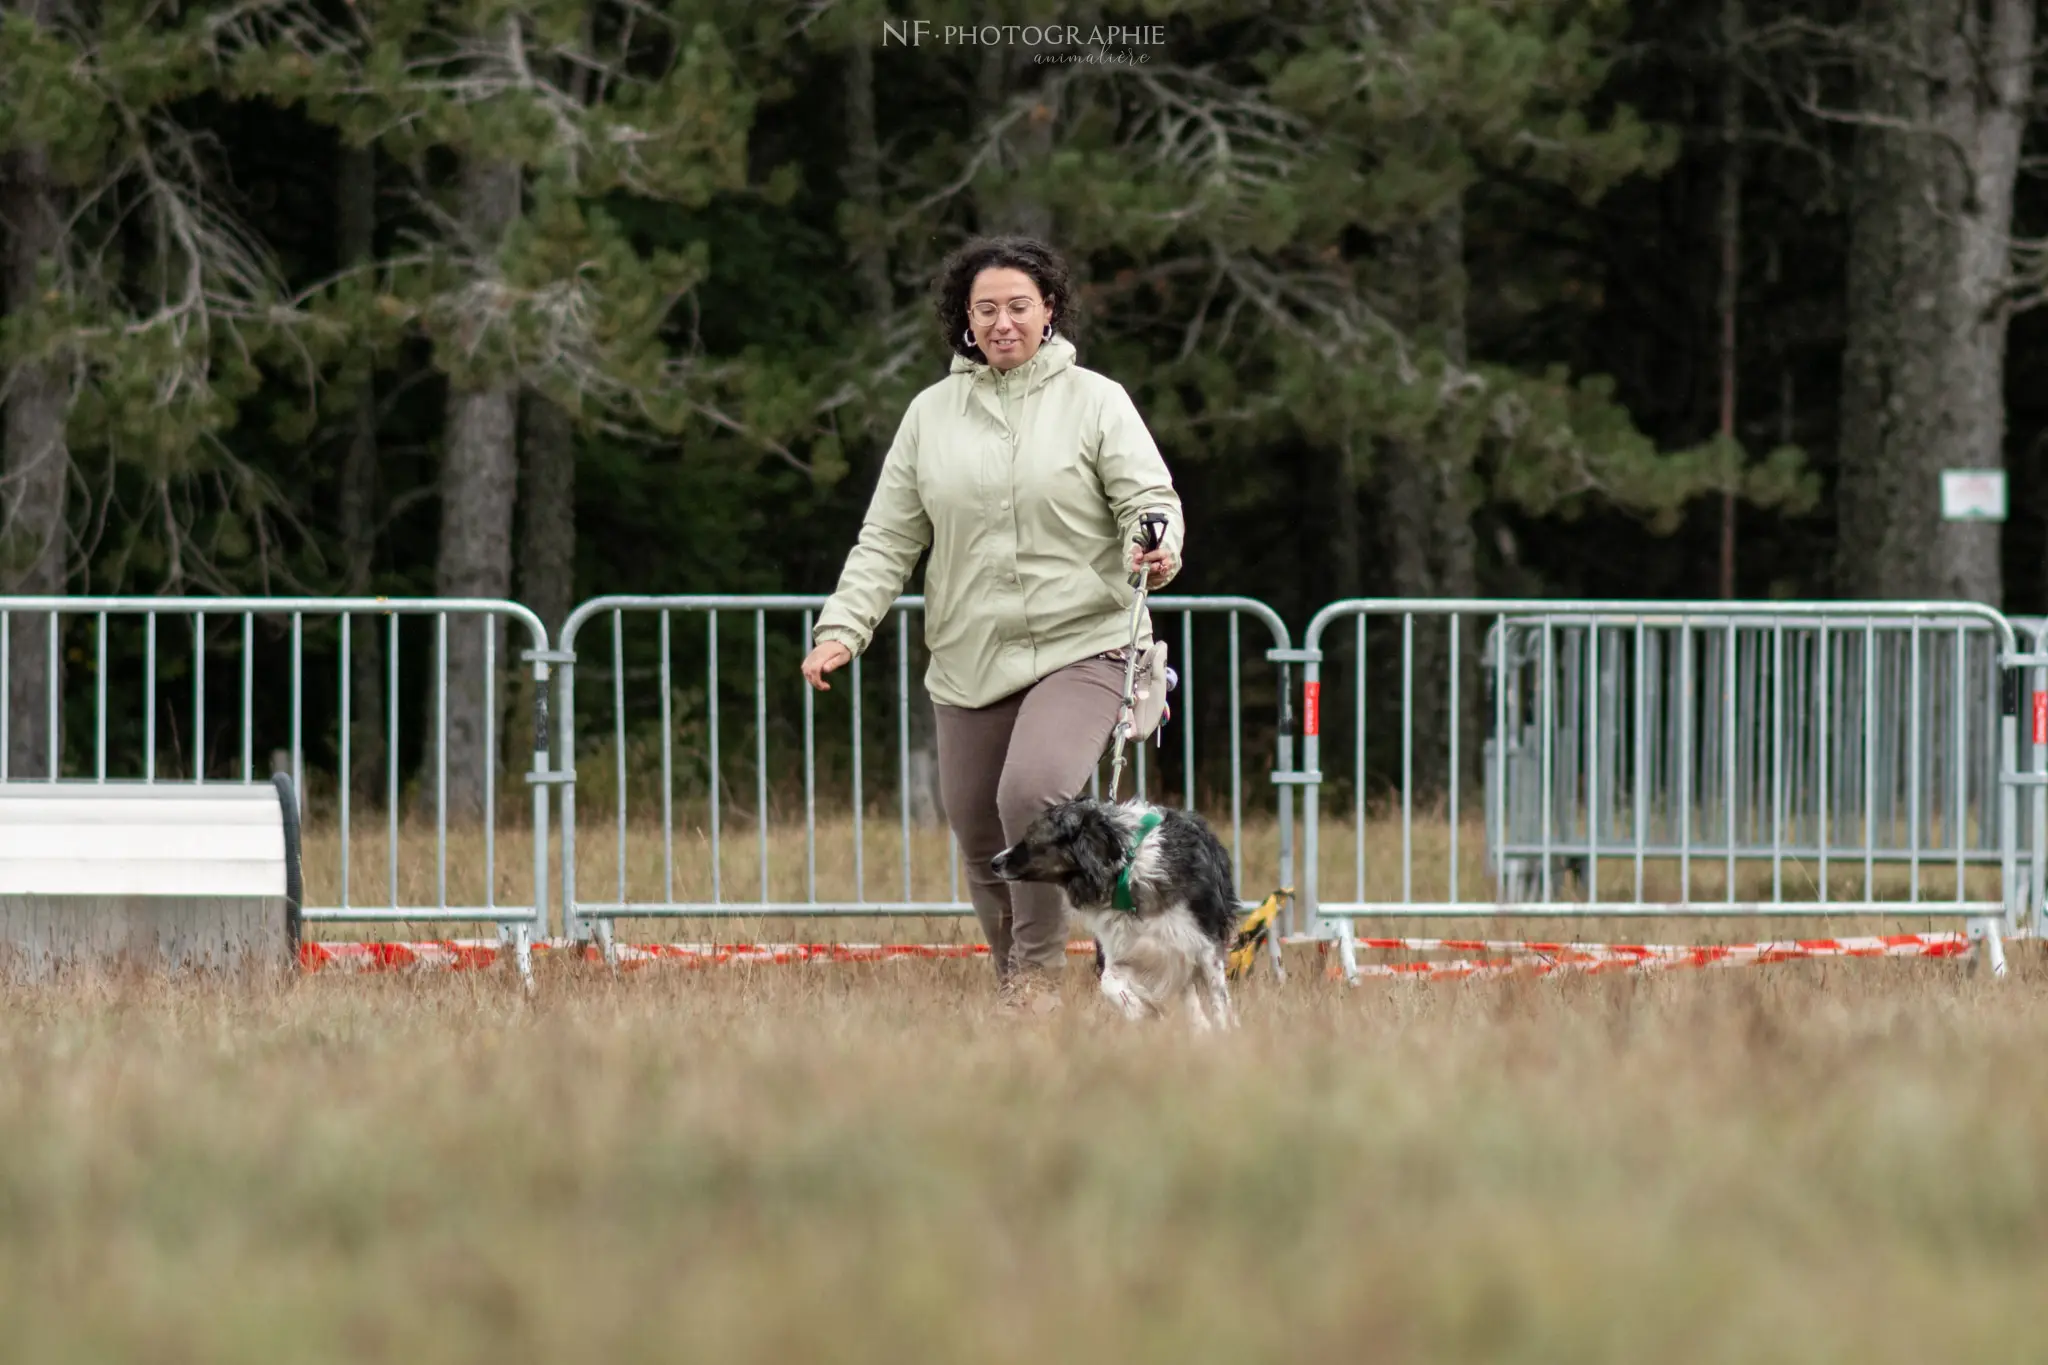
[341,617,352,908]
[1771,622,1784,903]
[45,612,57,780]
[1909,621,1922,901]
[1864,623,1876,901]
[1540,620,1554,902]
[660,610,674,906]
[558,613,583,940]
[802,608,817,904]
[242,613,253,783]
[1273,615,1298,943]
[95,613,106,781]
[436,612,448,912]
[1818,623,1830,905]
[897,610,912,904]
[2031,622,2046,936]
[1587,622,1600,904]
[1448,614,1460,905]
[145,612,157,782]
[194,610,206,783]
[483,618,496,914]
[852,648,864,904]
[1679,618,1693,906]
[1724,620,1736,904]
[529,621,551,949]
[1954,625,1966,902]
[755,609,769,906]
[387,612,398,908]
[1401,613,1413,905]
[709,610,721,904]
[614,611,627,908]
[1355,614,1365,902]
[1633,620,1646,902]
[1499,618,1515,896]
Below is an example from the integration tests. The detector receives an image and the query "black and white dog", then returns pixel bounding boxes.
[991,797,1240,1030]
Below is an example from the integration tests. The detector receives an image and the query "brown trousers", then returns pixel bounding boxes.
[933,655,1127,979]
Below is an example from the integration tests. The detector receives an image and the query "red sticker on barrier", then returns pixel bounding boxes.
[1304,682,1321,737]
[2034,691,2046,746]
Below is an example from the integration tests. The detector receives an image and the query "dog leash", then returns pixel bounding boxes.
[1106,511,1168,801]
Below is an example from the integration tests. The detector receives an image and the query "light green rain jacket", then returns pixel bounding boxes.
[813,333,1185,710]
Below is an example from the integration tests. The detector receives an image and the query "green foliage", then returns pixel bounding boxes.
[1,0,1887,620]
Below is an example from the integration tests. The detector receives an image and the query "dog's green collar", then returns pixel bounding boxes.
[1110,811,1165,912]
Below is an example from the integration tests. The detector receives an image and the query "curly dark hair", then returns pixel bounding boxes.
[932,235,1085,362]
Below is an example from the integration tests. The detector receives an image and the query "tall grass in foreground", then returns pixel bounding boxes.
[297,811,2009,948]
[0,951,2042,1362]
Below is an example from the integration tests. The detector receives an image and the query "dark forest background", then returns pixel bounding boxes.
[3,0,2042,811]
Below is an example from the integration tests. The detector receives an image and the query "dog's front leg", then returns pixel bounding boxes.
[1181,983,1213,1033]
[1098,964,1153,1022]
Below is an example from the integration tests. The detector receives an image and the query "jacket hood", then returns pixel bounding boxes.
[949,333,1077,410]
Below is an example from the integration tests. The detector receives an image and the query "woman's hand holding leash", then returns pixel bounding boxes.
[801,640,853,691]
[1130,545,1173,589]
[1128,511,1173,589]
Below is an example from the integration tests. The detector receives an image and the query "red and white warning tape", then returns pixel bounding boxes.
[300,931,1976,977]
[298,938,1100,973]
[1337,931,1972,982]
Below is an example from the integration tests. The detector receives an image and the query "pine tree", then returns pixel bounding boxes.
[254,0,758,816]
[2,0,323,776]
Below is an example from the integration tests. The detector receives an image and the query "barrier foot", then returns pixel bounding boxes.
[1968,917,2009,979]
[511,925,536,992]
[598,919,620,975]
[1336,917,1360,986]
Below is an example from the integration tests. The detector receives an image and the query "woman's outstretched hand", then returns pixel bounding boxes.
[801,640,854,691]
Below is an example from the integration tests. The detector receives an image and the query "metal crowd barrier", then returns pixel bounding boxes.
[9,591,2043,992]
[551,595,1301,953]
[1298,600,2024,983]
[1482,614,2013,896]
[0,596,555,980]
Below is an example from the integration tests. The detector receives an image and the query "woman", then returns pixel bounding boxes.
[800,236,1184,1015]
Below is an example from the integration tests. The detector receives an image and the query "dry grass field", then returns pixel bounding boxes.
[6,818,2044,1361]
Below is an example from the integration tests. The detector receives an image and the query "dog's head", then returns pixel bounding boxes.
[990,799,1129,907]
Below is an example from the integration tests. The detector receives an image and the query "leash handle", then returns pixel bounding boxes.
[1137,511,1167,552]
[1129,511,1168,587]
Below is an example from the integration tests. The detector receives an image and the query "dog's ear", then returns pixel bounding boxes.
[1063,803,1126,907]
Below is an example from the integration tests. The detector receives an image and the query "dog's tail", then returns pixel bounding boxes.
[1226,888,1289,980]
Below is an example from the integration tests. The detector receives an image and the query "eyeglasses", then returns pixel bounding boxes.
[969,299,1043,325]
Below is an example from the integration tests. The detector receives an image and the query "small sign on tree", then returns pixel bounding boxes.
[1940,469,2008,522]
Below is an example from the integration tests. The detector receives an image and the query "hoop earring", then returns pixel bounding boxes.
[1042,322,1054,342]
[962,326,977,350]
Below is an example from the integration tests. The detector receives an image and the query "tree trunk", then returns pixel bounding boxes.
[845,38,942,823]
[1832,0,2032,604]
[1716,0,1743,600]
[517,389,576,639]
[1328,438,1364,605]
[338,142,383,803]
[1372,200,1480,805]
[974,45,1057,240]
[435,153,523,822]
[1,130,71,780]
